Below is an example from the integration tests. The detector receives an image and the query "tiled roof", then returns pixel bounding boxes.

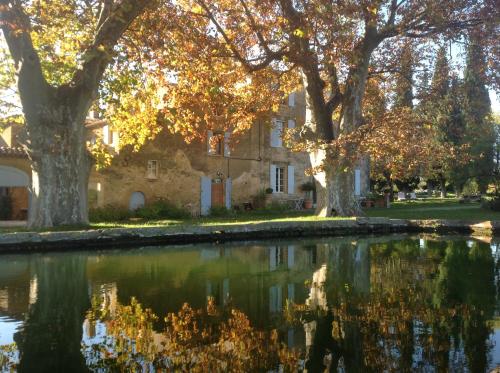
[0,146,27,157]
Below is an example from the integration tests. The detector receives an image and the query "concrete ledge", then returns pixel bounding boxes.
[0,218,498,253]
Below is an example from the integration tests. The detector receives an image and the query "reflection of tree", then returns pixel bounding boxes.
[84,297,301,371]
[434,241,495,372]
[288,238,496,372]
[14,255,90,372]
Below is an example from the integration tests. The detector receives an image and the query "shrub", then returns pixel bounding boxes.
[263,201,289,213]
[135,199,190,220]
[299,181,315,192]
[89,205,131,222]
[208,206,234,217]
[252,189,267,209]
[483,197,500,211]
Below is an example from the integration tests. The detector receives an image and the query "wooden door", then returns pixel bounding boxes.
[211,180,225,207]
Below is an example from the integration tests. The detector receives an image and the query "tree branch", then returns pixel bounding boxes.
[71,0,152,95]
[196,0,284,72]
[0,0,51,116]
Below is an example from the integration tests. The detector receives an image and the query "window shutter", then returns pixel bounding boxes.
[288,92,295,107]
[287,165,295,194]
[102,125,109,144]
[354,168,361,196]
[270,164,277,192]
[112,131,119,148]
[207,130,214,154]
[200,176,212,215]
[225,177,232,208]
[224,132,231,157]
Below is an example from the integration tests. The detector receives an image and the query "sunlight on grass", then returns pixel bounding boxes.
[1,198,498,234]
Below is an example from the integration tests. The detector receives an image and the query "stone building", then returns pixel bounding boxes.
[0,91,368,221]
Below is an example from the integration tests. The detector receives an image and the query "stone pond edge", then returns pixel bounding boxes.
[0,218,498,253]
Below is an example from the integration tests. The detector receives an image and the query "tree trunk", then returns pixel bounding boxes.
[383,171,394,201]
[310,150,362,217]
[26,107,92,228]
[439,176,447,199]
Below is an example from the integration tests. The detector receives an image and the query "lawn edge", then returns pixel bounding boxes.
[0,217,498,253]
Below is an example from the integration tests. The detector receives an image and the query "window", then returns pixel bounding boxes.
[207,131,230,156]
[270,120,284,148]
[270,164,294,194]
[275,166,285,193]
[147,160,158,179]
[288,92,295,107]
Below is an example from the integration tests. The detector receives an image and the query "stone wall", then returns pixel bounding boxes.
[90,91,314,213]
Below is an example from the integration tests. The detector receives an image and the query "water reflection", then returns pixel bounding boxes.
[0,235,498,371]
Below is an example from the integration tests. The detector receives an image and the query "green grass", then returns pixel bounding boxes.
[1,198,498,234]
[366,198,500,221]
[0,210,332,233]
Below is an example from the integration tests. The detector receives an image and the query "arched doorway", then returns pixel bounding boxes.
[128,191,145,211]
[0,165,30,221]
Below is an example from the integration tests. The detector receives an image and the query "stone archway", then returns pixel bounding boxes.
[0,165,30,221]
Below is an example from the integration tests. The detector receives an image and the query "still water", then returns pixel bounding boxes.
[0,235,499,372]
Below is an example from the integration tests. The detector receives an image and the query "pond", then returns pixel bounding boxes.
[0,234,499,372]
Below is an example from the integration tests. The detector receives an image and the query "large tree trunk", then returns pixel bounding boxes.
[1,0,150,228]
[303,79,364,217]
[28,113,92,227]
[311,150,360,216]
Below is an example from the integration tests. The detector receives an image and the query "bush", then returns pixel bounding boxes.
[135,199,190,220]
[89,205,131,222]
[208,206,234,217]
[483,197,500,211]
[0,195,12,220]
[252,189,267,209]
[262,201,289,213]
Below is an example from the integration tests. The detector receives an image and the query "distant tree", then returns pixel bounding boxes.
[420,47,465,198]
[463,37,495,193]
[493,114,500,194]
[393,43,414,110]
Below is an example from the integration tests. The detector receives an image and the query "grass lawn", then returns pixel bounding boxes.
[1,198,498,234]
[0,210,326,233]
[365,198,500,221]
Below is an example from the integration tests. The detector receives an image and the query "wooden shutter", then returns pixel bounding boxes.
[354,168,361,196]
[270,164,277,192]
[200,176,211,215]
[287,165,295,194]
[225,177,232,208]
[102,125,109,144]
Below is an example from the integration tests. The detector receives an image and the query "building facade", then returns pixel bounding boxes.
[0,91,369,220]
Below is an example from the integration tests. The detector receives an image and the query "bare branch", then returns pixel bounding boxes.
[196,0,284,72]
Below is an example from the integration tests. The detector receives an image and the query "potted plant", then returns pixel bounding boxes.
[300,181,315,209]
